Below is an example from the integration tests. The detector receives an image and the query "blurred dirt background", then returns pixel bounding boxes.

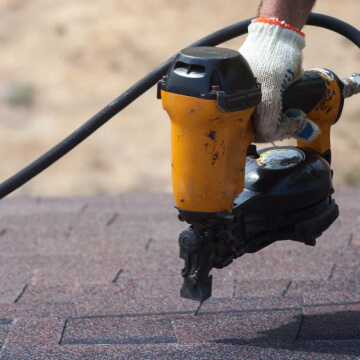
[0,0,359,197]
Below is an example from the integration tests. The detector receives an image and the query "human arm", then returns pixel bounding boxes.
[258,0,316,29]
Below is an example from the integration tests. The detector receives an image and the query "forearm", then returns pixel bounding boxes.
[258,0,316,29]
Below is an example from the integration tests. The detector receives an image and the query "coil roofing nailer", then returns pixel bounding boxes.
[158,47,359,302]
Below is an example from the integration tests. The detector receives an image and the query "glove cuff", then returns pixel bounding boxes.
[253,17,305,37]
[245,20,305,53]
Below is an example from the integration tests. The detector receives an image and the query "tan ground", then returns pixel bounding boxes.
[0,0,359,197]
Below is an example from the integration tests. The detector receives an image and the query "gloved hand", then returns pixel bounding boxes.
[240,17,320,143]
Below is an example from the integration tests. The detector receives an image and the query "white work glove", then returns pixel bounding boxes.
[240,19,320,143]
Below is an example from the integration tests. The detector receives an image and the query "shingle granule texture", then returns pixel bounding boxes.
[0,188,359,359]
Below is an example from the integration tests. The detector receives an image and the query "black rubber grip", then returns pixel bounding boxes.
[283,71,326,114]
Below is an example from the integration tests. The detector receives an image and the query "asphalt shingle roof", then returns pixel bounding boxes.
[0,189,359,359]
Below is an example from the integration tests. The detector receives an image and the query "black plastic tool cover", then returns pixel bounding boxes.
[158,46,261,111]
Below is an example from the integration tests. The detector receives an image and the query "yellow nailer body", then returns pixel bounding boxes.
[158,47,261,215]
[162,92,254,213]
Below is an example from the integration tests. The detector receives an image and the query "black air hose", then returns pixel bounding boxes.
[0,13,358,199]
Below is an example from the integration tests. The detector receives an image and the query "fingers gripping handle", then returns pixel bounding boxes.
[283,68,345,159]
